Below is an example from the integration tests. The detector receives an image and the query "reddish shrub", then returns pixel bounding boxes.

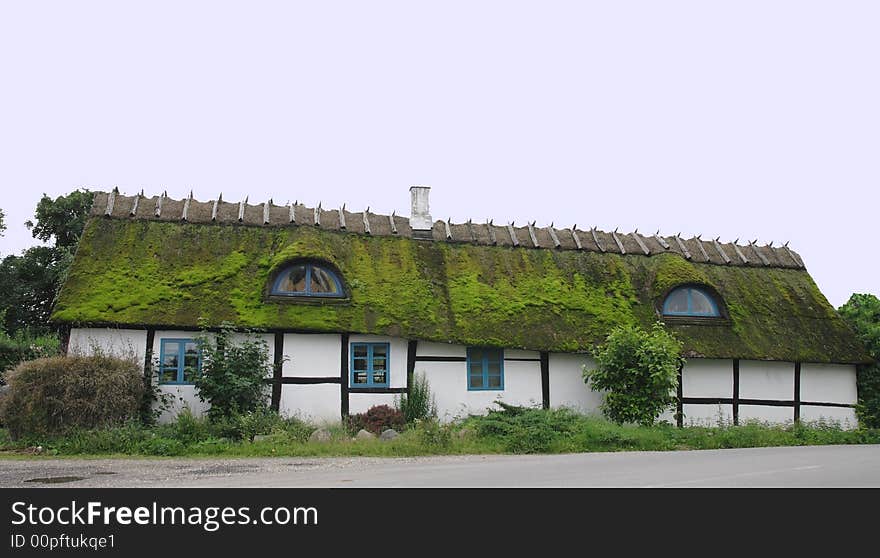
[347,404,405,434]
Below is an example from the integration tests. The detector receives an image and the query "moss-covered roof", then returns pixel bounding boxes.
[52,210,869,364]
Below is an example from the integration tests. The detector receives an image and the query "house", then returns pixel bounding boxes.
[52,187,870,426]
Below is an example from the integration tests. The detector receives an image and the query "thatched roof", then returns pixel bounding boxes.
[51,191,869,364]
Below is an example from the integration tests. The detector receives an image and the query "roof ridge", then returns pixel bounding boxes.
[88,190,805,270]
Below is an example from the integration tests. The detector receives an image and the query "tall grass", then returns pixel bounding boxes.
[1,406,877,458]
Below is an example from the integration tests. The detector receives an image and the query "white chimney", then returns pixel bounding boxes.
[409,185,433,239]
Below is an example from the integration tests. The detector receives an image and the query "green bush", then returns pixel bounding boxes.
[838,293,880,428]
[396,372,437,424]
[0,354,144,439]
[0,329,60,378]
[584,322,684,426]
[194,326,273,421]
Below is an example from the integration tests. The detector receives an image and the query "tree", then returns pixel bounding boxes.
[25,189,94,248]
[838,293,880,428]
[583,322,684,426]
[0,190,94,334]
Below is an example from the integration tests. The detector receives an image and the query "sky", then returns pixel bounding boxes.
[0,1,877,308]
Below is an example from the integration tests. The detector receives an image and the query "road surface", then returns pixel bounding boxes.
[2,444,879,488]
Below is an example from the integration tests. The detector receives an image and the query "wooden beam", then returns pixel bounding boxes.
[155,191,166,218]
[591,228,605,252]
[749,241,770,266]
[712,237,732,264]
[314,203,321,227]
[444,219,453,240]
[653,231,670,250]
[732,242,749,264]
[271,332,284,411]
[467,219,477,243]
[610,229,626,254]
[486,220,497,245]
[338,205,346,229]
[181,191,192,221]
[407,340,417,394]
[105,187,117,216]
[540,351,550,410]
[507,223,519,246]
[547,224,561,248]
[733,359,740,426]
[389,211,397,234]
[340,333,349,419]
[238,197,247,222]
[694,237,710,262]
[211,195,221,221]
[362,210,371,234]
[130,192,140,216]
[674,235,692,260]
[289,202,296,224]
[794,362,801,423]
[526,221,539,247]
[632,231,650,255]
[571,227,582,249]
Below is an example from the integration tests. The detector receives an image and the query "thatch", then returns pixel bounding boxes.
[53,191,869,364]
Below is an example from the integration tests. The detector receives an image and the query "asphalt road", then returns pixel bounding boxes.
[2,444,879,488]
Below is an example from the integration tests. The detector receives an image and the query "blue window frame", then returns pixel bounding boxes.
[271,262,344,298]
[350,343,390,388]
[467,347,504,390]
[662,286,720,317]
[159,338,202,385]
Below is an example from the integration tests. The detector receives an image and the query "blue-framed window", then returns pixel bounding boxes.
[351,343,389,388]
[159,338,202,385]
[271,262,345,298]
[467,347,504,390]
[662,286,720,317]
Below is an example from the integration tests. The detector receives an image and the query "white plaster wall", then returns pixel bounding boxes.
[548,353,603,414]
[68,328,147,363]
[280,384,341,424]
[423,360,542,422]
[282,334,341,378]
[739,404,793,424]
[416,341,466,358]
[682,404,734,427]
[156,386,210,423]
[228,332,275,379]
[800,405,857,429]
[800,363,858,404]
[349,334,407,389]
[349,393,399,415]
[682,359,733,398]
[739,360,794,401]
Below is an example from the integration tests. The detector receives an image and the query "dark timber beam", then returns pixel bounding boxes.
[407,340,418,393]
[271,332,284,411]
[340,333,349,419]
[733,359,740,426]
[794,362,801,423]
[540,351,550,410]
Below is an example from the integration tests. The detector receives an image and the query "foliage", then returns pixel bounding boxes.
[347,404,406,435]
[0,190,94,335]
[0,329,60,378]
[838,293,880,428]
[396,371,437,424]
[584,322,684,426]
[25,189,95,249]
[193,326,273,421]
[2,406,878,457]
[0,354,144,439]
[0,247,72,334]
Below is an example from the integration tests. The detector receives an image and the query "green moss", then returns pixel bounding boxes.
[51,218,869,363]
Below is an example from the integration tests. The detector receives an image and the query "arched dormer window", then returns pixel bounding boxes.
[662,286,721,317]
[270,261,345,298]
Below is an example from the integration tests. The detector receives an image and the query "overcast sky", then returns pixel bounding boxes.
[0,1,877,308]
